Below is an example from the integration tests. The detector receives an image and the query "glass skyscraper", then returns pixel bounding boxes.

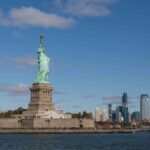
[108,104,112,120]
[122,92,128,107]
[122,92,129,123]
[116,106,123,122]
[140,94,150,120]
[131,111,141,121]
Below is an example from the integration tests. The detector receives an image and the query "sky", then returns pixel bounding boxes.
[0,0,150,114]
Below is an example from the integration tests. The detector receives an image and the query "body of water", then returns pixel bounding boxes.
[0,133,149,150]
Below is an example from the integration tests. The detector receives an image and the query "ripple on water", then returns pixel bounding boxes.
[0,133,149,150]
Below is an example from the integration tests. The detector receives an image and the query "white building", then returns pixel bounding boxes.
[100,109,109,122]
[42,111,72,119]
[95,107,100,122]
[140,94,150,120]
[116,111,122,122]
[13,109,72,119]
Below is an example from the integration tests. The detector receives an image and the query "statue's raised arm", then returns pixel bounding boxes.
[33,34,51,84]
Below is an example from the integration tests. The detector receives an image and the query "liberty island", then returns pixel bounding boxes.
[0,35,95,131]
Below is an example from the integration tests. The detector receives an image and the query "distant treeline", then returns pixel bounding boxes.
[0,107,27,118]
[68,111,93,119]
[0,108,93,119]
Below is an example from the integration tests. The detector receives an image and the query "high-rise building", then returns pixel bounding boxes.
[128,112,131,123]
[116,106,123,122]
[122,92,128,107]
[111,110,116,122]
[117,106,123,114]
[100,110,109,122]
[131,111,141,121]
[116,112,122,122]
[108,104,112,120]
[122,92,129,123]
[122,107,129,122]
[95,107,100,122]
[140,94,150,120]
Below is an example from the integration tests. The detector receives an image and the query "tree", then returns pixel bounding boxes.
[71,111,93,119]
[0,107,27,118]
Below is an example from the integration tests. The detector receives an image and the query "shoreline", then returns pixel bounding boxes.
[0,128,137,134]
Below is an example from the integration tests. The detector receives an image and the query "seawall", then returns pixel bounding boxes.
[0,128,134,134]
[0,118,95,129]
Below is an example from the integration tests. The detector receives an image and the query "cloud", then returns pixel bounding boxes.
[82,94,97,99]
[0,56,4,64]
[54,99,67,104]
[54,90,66,95]
[102,95,133,105]
[0,9,3,17]
[10,56,37,65]
[11,30,24,38]
[0,83,29,96]
[102,96,121,104]
[103,96,122,101]
[72,105,81,108]
[54,0,118,16]
[0,55,37,66]
[0,56,36,72]
[129,104,138,108]
[86,63,96,69]
[13,65,33,71]
[61,63,73,69]
[0,7,75,28]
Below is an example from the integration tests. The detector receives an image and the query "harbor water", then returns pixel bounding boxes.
[0,133,150,150]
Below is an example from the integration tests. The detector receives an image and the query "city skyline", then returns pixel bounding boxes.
[0,0,150,113]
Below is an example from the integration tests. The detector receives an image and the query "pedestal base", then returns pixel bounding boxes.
[23,83,55,119]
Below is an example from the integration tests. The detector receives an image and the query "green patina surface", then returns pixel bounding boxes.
[33,34,50,84]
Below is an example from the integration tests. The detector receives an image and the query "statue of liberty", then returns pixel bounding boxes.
[33,34,50,84]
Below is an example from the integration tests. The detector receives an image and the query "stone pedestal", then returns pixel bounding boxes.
[21,83,55,119]
[28,83,55,112]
